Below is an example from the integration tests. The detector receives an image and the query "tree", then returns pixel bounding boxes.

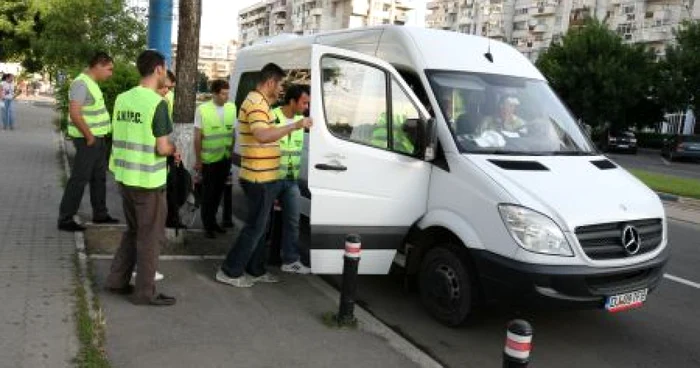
[0,0,44,71]
[32,0,146,73]
[662,20,700,114]
[173,0,202,126]
[536,20,663,132]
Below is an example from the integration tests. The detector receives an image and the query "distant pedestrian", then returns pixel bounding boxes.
[58,52,119,232]
[105,49,179,306]
[1,74,16,130]
[216,63,312,288]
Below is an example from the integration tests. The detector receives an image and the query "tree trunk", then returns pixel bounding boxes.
[172,0,201,169]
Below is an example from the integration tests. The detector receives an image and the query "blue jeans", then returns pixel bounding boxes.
[278,180,301,265]
[221,179,281,278]
[3,100,14,129]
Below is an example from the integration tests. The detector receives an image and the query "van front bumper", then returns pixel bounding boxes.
[471,249,669,307]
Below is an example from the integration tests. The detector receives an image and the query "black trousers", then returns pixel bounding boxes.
[58,137,109,223]
[201,158,230,231]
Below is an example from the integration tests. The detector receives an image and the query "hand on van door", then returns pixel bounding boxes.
[295,117,313,131]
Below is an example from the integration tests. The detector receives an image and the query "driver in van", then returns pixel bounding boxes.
[479,95,526,135]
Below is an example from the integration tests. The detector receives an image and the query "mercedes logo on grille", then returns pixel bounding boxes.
[621,225,641,255]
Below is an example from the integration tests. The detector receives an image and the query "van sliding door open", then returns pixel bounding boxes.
[304,45,432,275]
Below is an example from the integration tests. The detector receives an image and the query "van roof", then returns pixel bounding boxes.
[239,26,545,81]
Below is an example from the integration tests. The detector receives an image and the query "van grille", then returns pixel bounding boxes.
[574,219,663,260]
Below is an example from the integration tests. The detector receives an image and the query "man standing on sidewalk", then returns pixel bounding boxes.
[105,50,178,306]
[216,64,312,288]
[58,52,118,232]
[193,80,236,239]
[271,84,311,274]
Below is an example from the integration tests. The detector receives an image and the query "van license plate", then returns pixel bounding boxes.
[605,289,647,312]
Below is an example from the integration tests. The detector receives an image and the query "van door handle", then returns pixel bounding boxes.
[315,163,347,172]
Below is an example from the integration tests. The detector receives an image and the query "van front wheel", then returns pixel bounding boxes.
[419,246,472,327]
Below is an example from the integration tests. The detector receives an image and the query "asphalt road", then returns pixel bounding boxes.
[326,219,700,368]
[607,149,700,180]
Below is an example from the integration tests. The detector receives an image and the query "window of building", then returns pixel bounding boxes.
[514,21,527,30]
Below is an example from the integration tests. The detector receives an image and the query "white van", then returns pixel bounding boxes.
[229,26,668,326]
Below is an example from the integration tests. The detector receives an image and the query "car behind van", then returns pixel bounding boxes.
[229,26,669,326]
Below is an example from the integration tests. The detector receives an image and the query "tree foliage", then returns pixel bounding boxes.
[0,0,44,71]
[662,20,700,113]
[536,20,663,131]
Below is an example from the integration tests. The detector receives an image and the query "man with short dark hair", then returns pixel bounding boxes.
[58,52,118,232]
[271,84,311,274]
[194,79,236,238]
[216,63,312,288]
[105,50,179,306]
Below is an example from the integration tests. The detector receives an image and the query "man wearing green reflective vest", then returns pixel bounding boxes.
[58,52,118,232]
[193,80,236,239]
[272,84,311,274]
[105,50,179,307]
[371,111,415,155]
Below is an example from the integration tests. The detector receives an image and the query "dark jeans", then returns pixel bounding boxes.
[278,180,301,265]
[222,183,232,224]
[221,179,281,278]
[58,137,109,223]
[201,158,230,231]
[106,185,167,302]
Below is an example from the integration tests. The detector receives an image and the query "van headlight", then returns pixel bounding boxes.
[498,205,574,257]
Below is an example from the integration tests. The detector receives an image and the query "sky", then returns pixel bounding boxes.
[174,0,259,44]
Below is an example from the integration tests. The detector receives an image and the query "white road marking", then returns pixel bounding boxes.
[660,157,671,166]
[664,273,700,289]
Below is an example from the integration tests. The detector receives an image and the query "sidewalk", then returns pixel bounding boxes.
[0,103,78,366]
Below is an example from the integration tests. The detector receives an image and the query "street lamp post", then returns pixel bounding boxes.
[148,0,174,68]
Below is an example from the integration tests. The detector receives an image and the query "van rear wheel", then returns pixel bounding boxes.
[419,246,472,327]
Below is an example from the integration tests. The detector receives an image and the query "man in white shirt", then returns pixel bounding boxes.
[1,74,16,130]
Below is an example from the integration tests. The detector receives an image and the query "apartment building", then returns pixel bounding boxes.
[426,0,695,61]
[172,41,239,80]
[239,0,421,48]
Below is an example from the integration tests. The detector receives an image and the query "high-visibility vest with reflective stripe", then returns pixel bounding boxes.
[272,107,304,180]
[200,101,236,164]
[68,73,111,138]
[371,112,414,153]
[166,90,174,120]
[109,86,167,189]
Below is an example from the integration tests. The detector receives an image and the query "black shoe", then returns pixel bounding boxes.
[131,293,177,306]
[214,225,227,234]
[105,285,134,295]
[205,230,217,239]
[58,220,86,232]
[221,221,234,229]
[93,215,119,224]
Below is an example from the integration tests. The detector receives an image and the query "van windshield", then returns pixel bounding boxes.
[427,71,596,155]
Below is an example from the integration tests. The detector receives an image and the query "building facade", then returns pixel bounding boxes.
[426,0,695,61]
[172,41,239,81]
[239,0,421,48]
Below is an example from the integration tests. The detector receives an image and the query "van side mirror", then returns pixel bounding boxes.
[404,117,437,161]
[423,117,437,161]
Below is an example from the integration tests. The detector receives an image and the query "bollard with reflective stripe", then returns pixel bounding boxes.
[336,234,361,326]
[503,319,533,368]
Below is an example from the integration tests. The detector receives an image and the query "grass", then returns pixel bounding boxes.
[629,169,700,199]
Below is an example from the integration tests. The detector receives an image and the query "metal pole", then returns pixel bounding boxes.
[503,319,533,368]
[336,234,361,326]
[148,0,174,68]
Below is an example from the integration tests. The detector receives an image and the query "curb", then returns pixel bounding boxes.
[657,192,700,208]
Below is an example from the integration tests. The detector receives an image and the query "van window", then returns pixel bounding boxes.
[390,79,420,155]
[235,72,260,110]
[321,56,388,149]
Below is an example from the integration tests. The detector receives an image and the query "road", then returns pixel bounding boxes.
[608,149,700,180]
[326,219,700,368]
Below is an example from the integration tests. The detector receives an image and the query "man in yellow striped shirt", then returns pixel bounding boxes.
[217,63,312,288]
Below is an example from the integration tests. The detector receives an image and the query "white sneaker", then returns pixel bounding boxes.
[250,273,280,283]
[130,271,164,284]
[281,261,311,275]
[215,269,254,288]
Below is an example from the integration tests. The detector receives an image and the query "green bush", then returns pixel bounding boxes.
[635,132,674,149]
[56,62,139,133]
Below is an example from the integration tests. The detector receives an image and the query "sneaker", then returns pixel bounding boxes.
[131,271,164,283]
[58,220,86,232]
[250,273,280,283]
[281,261,311,275]
[215,269,254,288]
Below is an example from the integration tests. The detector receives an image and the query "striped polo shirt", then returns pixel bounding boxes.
[238,90,281,183]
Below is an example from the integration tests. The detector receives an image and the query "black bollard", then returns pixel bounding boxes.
[336,234,361,326]
[503,319,533,368]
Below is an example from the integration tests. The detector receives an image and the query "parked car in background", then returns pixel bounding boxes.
[602,130,637,153]
[662,135,700,161]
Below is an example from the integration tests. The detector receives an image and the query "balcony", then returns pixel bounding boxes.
[488,27,506,39]
[637,26,671,43]
[427,1,440,10]
[275,17,287,25]
[395,0,416,10]
[395,14,408,23]
[530,24,548,33]
[532,5,556,16]
[272,5,286,14]
[310,8,323,16]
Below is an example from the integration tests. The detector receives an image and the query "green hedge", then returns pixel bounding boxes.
[56,62,140,133]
